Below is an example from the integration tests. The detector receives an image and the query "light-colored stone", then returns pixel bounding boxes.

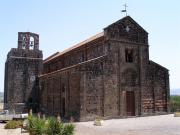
[174,112,180,117]
[75,114,180,135]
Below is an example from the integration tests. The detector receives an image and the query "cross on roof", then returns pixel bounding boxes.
[121,3,128,16]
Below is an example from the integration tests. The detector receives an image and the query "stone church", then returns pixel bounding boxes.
[4,16,170,121]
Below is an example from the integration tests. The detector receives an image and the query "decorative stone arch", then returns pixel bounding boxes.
[22,36,27,49]
[29,36,35,50]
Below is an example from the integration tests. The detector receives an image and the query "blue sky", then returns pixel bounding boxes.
[0,0,180,92]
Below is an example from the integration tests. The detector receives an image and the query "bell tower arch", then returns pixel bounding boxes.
[18,32,39,50]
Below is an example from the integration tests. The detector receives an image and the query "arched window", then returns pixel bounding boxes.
[29,36,34,50]
[125,49,134,63]
[22,36,26,49]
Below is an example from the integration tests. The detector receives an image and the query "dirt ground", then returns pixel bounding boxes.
[0,114,180,135]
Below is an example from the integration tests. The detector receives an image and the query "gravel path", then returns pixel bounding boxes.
[0,114,180,135]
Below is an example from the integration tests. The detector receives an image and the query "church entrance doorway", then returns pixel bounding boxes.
[126,91,135,116]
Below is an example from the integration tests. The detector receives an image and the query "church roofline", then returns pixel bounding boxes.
[149,60,169,71]
[44,32,104,63]
[43,52,59,62]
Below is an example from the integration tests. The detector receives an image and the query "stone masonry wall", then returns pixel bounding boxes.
[39,56,106,121]
[43,37,105,74]
[149,61,169,113]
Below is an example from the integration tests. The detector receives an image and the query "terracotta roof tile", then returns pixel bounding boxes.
[44,32,104,63]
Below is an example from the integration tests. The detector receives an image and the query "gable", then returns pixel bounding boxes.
[104,16,148,44]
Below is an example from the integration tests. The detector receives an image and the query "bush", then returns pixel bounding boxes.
[27,115,75,135]
[4,120,22,129]
[62,124,75,135]
[170,96,180,112]
[46,117,59,135]
[45,117,75,135]
[28,116,46,135]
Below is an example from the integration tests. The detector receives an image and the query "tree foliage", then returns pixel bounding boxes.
[170,95,180,112]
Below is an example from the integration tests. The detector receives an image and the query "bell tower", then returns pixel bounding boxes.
[4,32,43,113]
[18,32,39,50]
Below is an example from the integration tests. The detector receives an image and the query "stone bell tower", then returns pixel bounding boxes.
[4,32,43,113]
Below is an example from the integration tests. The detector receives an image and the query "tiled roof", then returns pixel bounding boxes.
[44,32,104,63]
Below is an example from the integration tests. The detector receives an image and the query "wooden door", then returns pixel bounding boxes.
[126,91,135,116]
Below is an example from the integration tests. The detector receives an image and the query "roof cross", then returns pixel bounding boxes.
[121,3,128,16]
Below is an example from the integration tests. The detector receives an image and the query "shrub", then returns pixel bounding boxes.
[55,122,64,135]
[27,115,75,135]
[170,96,180,112]
[28,115,46,135]
[46,117,59,135]
[45,117,75,135]
[4,120,22,129]
[62,124,75,135]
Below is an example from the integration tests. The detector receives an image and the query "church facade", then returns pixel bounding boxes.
[4,16,170,121]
